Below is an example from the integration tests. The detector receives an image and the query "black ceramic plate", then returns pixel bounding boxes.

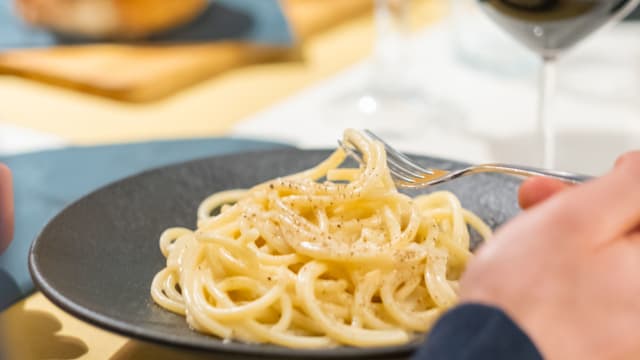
[29,149,522,359]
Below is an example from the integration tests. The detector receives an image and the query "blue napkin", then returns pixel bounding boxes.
[0,137,292,310]
[0,0,293,51]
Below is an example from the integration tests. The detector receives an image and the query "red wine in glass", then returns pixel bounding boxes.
[477,0,640,167]
[479,0,638,58]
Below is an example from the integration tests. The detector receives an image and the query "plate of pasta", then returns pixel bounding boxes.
[30,130,521,358]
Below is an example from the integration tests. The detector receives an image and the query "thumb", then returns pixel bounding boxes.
[518,177,570,210]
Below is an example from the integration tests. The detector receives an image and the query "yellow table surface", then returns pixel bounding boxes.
[0,2,446,359]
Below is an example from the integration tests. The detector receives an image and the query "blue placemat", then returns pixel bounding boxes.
[0,137,292,310]
[0,0,293,51]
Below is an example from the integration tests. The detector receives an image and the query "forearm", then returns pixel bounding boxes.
[413,303,543,360]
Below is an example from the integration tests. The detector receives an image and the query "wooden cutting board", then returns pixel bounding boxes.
[0,0,372,102]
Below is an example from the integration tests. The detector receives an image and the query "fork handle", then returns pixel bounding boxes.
[475,164,590,183]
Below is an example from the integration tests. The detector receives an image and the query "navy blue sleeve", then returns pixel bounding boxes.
[412,303,543,360]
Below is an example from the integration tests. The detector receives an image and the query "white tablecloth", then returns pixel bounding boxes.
[0,122,66,156]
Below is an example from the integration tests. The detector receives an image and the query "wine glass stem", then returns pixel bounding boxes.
[372,0,410,90]
[538,59,556,169]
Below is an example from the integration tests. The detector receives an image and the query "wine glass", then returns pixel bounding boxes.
[328,0,463,141]
[476,0,640,168]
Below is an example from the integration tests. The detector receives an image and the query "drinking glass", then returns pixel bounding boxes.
[476,0,640,168]
[329,0,462,140]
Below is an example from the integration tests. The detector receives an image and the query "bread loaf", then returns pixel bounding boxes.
[15,0,208,39]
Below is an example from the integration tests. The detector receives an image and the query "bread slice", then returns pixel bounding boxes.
[15,0,208,39]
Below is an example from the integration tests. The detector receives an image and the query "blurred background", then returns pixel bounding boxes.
[0,0,637,174]
[1,0,640,357]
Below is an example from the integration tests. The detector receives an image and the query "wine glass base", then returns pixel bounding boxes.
[325,87,467,142]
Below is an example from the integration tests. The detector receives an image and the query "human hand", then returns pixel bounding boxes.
[460,152,640,360]
[0,163,13,254]
[518,176,570,210]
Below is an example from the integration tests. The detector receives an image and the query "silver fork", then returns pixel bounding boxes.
[339,130,588,188]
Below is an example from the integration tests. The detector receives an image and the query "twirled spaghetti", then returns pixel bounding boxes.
[151,129,491,348]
